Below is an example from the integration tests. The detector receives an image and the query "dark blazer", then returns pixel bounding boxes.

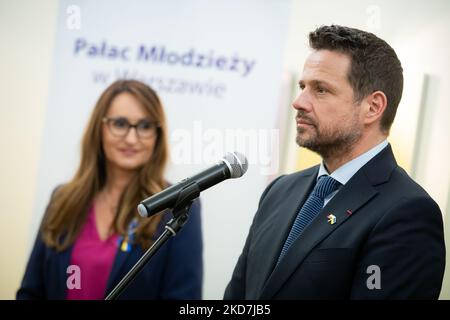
[224,145,445,299]
[17,198,203,300]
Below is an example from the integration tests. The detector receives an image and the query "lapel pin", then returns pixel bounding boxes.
[120,239,131,252]
[327,214,337,225]
[118,218,137,252]
[118,236,131,252]
[346,210,353,216]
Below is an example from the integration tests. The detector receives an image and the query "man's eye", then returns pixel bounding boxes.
[113,118,129,128]
[317,87,327,94]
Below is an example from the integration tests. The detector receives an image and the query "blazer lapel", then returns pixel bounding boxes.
[105,245,133,296]
[260,144,398,299]
[105,216,146,296]
[57,246,73,299]
[260,171,377,299]
[252,168,318,295]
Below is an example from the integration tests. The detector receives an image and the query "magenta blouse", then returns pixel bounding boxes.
[66,205,119,300]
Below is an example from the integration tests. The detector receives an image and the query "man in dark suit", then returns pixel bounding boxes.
[224,25,445,300]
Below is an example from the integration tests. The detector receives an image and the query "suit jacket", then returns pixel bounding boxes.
[224,145,445,299]
[17,198,203,300]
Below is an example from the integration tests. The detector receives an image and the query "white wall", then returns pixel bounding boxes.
[1,0,449,299]
[0,0,58,299]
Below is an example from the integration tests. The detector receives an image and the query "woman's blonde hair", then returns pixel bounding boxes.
[41,79,169,251]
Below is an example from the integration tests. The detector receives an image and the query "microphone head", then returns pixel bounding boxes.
[137,203,149,218]
[222,152,248,178]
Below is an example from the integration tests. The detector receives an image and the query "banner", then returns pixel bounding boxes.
[33,0,291,298]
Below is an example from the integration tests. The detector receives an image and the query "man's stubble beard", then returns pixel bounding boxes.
[296,113,362,161]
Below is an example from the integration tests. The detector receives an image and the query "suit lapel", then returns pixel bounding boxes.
[260,144,397,299]
[260,171,378,299]
[105,245,133,296]
[57,246,73,299]
[254,169,318,291]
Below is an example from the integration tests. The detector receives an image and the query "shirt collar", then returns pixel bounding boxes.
[317,140,388,185]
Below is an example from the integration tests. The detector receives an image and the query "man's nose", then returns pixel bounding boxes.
[292,90,312,112]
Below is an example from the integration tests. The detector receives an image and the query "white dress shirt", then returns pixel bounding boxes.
[317,140,389,207]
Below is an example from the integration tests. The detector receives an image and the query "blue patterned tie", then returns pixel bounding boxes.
[277,175,341,263]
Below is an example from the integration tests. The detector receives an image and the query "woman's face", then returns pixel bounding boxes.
[102,92,158,173]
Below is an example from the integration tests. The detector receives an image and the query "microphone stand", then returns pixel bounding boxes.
[105,183,200,300]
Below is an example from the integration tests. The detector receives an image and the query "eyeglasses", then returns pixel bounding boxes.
[102,117,159,139]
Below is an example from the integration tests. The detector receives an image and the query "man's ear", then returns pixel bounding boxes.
[363,90,387,126]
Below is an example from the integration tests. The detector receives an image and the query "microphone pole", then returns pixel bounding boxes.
[105,182,200,300]
[105,152,247,300]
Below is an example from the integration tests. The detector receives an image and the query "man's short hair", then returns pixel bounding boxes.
[309,25,403,133]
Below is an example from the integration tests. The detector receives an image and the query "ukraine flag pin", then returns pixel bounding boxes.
[327,214,337,225]
[118,236,131,252]
[120,239,131,252]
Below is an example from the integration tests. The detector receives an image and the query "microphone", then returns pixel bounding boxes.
[137,152,248,218]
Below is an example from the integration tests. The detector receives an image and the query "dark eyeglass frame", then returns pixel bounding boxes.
[102,116,160,139]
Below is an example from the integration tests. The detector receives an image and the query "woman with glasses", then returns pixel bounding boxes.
[17,80,203,299]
